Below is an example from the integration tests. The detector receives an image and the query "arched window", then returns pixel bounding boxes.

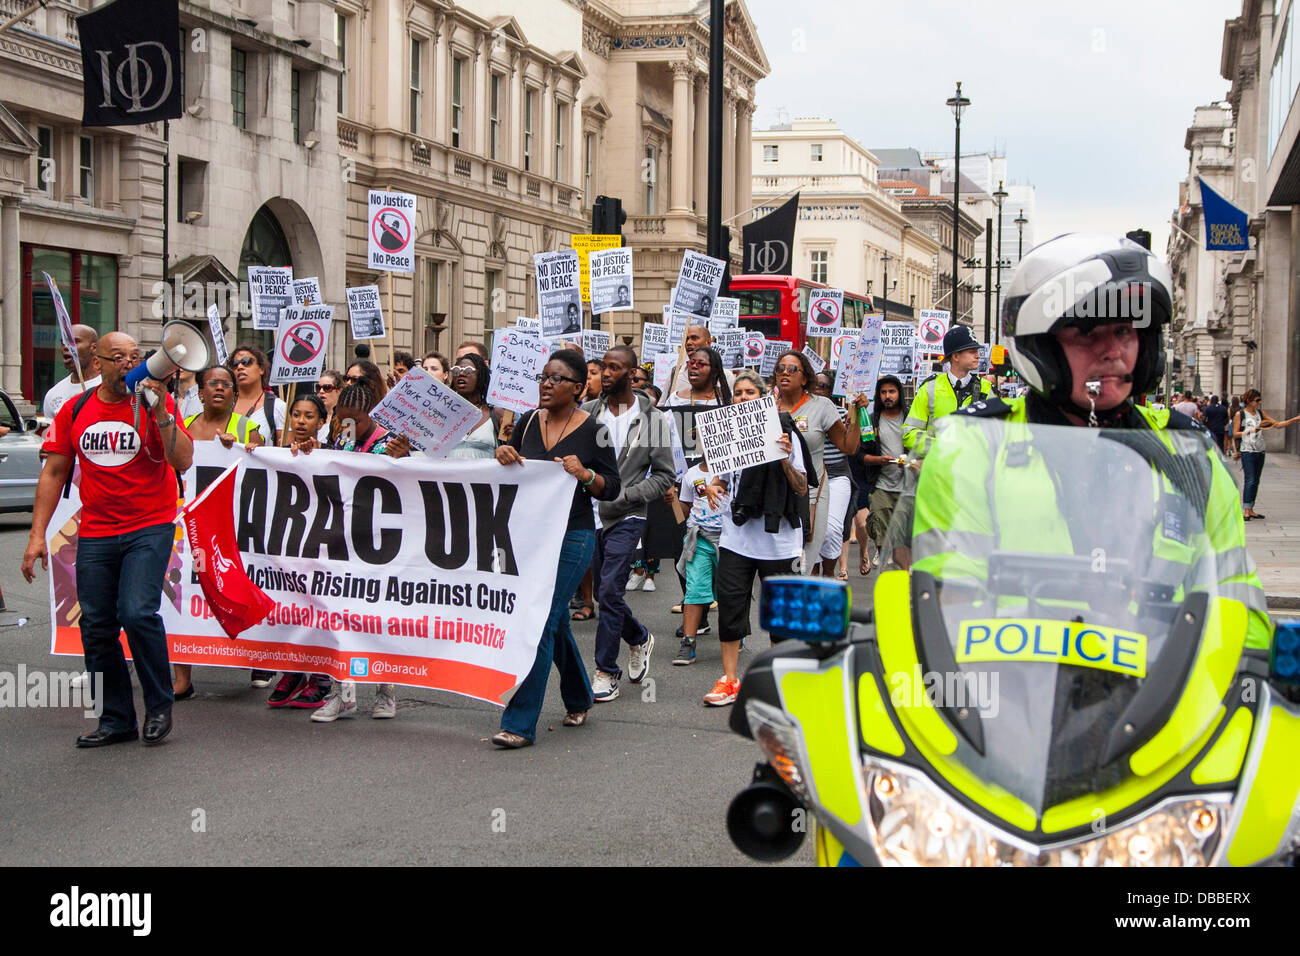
[238,205,293,352]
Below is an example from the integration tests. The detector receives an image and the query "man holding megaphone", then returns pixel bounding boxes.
[22,330,196,749]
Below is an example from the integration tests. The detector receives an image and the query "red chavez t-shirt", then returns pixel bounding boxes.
[43,389,190,538]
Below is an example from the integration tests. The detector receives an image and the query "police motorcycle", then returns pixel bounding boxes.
[728,232,1300,866]
[725,417,1300,866]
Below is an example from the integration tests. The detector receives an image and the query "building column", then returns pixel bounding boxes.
[722,88,737,224]
[670,60,692,213]
[433,17,448,145]
[1,197,20,396]
[734,97,753,224]
[692,74,707,217]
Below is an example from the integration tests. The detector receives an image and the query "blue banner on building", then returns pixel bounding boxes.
[1198,177,1249,250]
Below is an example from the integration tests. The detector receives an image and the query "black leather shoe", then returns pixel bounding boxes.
[76,727,138,748]
[142,710,173,745]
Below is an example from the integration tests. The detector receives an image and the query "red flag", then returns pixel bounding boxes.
[178,462,274,639]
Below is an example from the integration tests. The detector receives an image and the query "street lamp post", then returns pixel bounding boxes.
[993,180,1008,345]
[946,82,969,322]
[1014,208,1027,262]
[881,250,892,320]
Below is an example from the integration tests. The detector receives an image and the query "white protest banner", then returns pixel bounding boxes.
[534,250,583,338]
[831,329,860,370]
[48,443,575,706]
[369,366,481,457]
[488,327,550,414]
[742,332,766,367]
[582,329,612,362]
[270,306,333,384]
[206,304,230,366]
[588,247,634,314]
[881,321,916,383]
[696,395,785,475]
[978,343,992,375]
[802,344,827,375]
[708,296,740,332]
[293,277,322,306]
[346,285,386,339]
[670,250,726,318]
[248,266,294,331]
[652,351,677,397]
[917,309,950,354]
[760,339,793,379]
[845,311,885,396]
[514,317,540,333]
[641,322,672,357]
[41,272,79,377]
[806,289,844,337]
[716,329,746,370]
[367,189,417,273]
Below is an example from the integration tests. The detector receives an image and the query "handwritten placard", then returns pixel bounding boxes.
[488,327,551,414]
[369,366,482,457]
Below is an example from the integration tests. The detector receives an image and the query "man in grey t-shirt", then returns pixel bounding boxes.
[860,376,908,561]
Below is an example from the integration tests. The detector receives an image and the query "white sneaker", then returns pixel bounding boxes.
[311,680,357,722]
[628,633,654,683]
[592,670,620,702]
[625,570,646,591]
[372,684,396,719]
[642,577,656,592]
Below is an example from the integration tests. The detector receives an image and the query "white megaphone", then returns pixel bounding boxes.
[124,320,211,407]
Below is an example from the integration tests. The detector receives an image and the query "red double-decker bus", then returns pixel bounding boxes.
[729,274,874,355]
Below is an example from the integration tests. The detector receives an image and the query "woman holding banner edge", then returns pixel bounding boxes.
[492,350,621,749]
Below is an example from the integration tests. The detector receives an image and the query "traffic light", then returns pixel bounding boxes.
[1125,229,1152,250]
[990,343,1011,374]
[591,196,627,240]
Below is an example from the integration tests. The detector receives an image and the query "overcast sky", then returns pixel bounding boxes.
[745,0,1244,257]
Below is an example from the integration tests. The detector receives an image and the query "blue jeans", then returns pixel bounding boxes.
[593,517,650,676]
[1241,451,1265,509]
[500,529,596,741]
[76,522,176,733]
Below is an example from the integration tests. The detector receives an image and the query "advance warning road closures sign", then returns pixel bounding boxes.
[270,306,333,384]
[368,190,416,273]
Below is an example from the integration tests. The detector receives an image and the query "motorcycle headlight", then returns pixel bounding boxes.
[861,760,1229,866]
[745,700,813,804]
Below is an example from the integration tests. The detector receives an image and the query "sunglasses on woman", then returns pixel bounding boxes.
[231,356,259,368]
[316,383,337,393]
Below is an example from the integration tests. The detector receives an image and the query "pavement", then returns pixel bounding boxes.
[1230,451,1300,607]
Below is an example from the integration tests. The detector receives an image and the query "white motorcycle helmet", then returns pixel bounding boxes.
[1001,234,1172,405]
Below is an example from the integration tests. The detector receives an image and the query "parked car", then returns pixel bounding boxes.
[0,390,43,513]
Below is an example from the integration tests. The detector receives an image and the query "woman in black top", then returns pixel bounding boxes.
[492,350,620,748]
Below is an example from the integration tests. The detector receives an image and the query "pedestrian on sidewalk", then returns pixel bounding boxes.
[1203,394,1229,457]
[491,350,621,748]
[704,371,810,706]
[1235,388,1300,521]
[583,346,675,703]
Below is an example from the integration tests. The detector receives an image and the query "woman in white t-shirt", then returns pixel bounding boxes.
[1234,387,1300,520]
[700,371,807,707]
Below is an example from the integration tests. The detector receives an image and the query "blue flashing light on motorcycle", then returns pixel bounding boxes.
[760,577,851,644]
[1273,621,1300,685]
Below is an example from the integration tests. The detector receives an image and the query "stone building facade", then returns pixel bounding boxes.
[0,0,768,414]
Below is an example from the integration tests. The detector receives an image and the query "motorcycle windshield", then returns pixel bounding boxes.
[895,416,1222,813]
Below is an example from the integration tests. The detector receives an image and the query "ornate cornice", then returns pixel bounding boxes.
[582,24,612,59]
[0,35,82,76]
